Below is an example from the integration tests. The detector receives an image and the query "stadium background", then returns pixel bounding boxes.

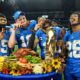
[0,0,80,26]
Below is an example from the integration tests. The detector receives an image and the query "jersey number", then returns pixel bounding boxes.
[66,40,80,58]
[20,35,31,47]
[1,40,7,53]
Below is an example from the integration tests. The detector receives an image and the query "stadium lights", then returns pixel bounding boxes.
[42,15,48,18]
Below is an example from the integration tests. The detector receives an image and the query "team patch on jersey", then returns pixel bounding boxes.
[16,30,20,34]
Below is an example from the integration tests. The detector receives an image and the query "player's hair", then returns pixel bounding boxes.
[70,12,80,23]
[37,16,45,22]
[19,12,25,16]
[0,13,6,17]
[0,13,7,32]
[37,16,41,21]
[70,12,80,33]
[43,19,52,26]
[0,13,7,25]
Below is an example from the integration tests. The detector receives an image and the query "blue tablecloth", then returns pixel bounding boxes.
[0,72,61,80]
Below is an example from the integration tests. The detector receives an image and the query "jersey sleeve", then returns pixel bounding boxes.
[35,29,41,39]
[6,30,11,39]
[30,20,37,29]
[53,26,61,40]
[63,31,69,42]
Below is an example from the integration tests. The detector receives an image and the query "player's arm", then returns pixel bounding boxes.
[61,31,68,59]
[57,32,68,73]
[62,42,68,58]
[27,30,39,50]
[27,23,41,49]
[8,23,21,48]
[33,27,40,49]
[57,41,67,73]
[34,36,39,48]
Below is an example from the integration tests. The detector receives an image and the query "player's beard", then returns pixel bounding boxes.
[71,23,80,27]
[70,15,80,27]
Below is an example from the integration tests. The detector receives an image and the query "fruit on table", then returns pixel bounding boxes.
[0,52,62,75]
[0,63,3,71]
[0,56,5,62]
[10,61,19,70]
[19,67,33,75]
[2,66,9,74]
[19,58,28,63]
[10,70,21,76]
[0,57,6,71]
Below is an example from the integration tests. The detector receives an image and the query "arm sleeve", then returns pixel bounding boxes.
[27,31,36,49]
[27,30,40,49]
[63,31,69,43]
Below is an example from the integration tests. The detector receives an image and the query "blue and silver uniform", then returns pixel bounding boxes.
[0,31,10,56]
[64,30,80,79]
[35,29,46,59]
[15,20,36,48]
[35,27,61,59]
[53,26,61,40]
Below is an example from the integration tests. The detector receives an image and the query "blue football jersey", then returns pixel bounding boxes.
[0,31,10,56]
[15,20,36,48]
[35,29,46,59]
[53,26,61,40]
[63,30,80,76]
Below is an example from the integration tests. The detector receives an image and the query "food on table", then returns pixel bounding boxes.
[33,64,43,74]
[0,48,62,76]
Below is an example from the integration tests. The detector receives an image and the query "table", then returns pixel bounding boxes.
[0,72,61,80]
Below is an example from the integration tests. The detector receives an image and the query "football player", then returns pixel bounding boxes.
[8,11,37,49]
[52,20,61,40]
[34,19,54,59]
[27,16,46,50]
[0,13,12,56]
[34,19,62,80]
[63,12,80,80]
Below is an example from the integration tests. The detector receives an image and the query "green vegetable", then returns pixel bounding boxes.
[6,54,16,59]
[24,55,42,64]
